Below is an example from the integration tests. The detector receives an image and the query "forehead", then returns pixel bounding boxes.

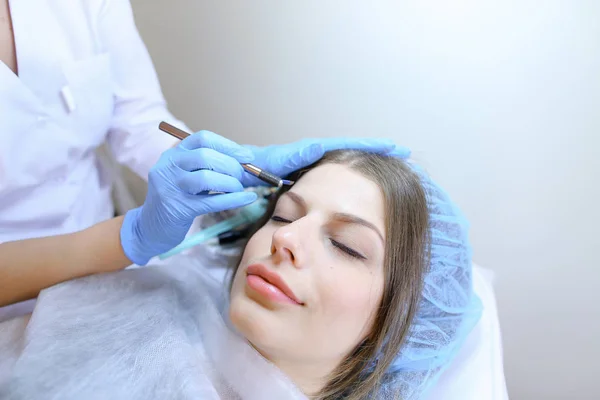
[286,163,385,231]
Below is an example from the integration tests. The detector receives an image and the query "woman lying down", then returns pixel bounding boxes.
[0,150,480,399]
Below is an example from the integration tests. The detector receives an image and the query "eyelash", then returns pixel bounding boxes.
[270,216,366,260]
[270,216,291,223]
[330,239,366,260]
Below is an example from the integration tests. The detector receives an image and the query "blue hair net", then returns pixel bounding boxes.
[378,162,483,398]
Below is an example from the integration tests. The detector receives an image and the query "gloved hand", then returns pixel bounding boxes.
[241,138,410,187]
[120,131,258,265]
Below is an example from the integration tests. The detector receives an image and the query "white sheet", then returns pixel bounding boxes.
[0,253,508,399]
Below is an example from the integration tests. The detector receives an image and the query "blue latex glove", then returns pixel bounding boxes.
[241,138,411,187]
[120,131,258,265]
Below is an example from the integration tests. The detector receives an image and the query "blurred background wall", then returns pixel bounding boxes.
[129,1,600,398]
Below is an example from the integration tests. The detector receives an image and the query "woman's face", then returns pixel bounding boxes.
[229,163,386,373]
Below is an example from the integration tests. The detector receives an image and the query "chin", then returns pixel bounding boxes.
[229,293,275,349]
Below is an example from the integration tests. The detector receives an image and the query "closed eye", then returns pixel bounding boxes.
[330,239,366,260]
[271,215,292,223]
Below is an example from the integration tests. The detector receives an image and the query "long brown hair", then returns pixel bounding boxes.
[232,150,430,399]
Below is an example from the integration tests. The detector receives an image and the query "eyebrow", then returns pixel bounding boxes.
[282,192,384,242]
[282,191,307,209]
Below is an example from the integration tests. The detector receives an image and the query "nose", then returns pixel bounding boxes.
[270,222,305,268]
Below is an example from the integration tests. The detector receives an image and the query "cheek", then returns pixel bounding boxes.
[239,226,273,264]
[317,267,383,339]
[231,226,274,299]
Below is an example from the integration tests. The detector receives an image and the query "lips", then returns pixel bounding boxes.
[245,264,303,305]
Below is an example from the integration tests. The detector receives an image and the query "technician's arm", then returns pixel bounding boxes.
[0,217,131,307]
[0,130,258,308]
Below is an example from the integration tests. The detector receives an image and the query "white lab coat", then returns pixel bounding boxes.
[0,0,186,243]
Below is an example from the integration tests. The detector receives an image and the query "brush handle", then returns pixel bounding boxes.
[159,121,189,140]
[159,121,284,187]
[256,169,283,187]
